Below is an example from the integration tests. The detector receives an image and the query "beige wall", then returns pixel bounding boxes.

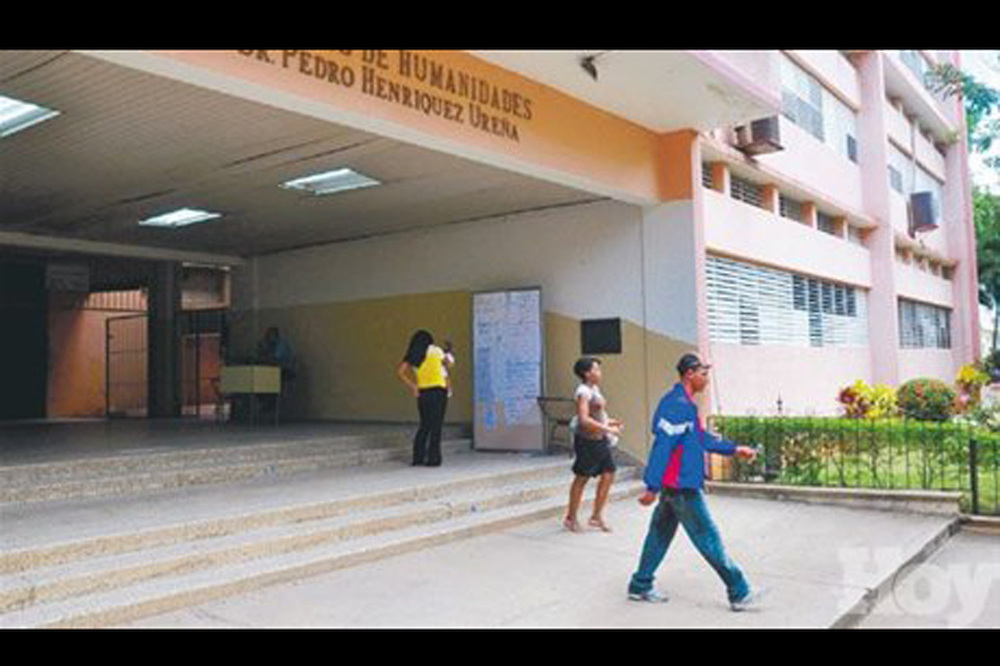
[231,293,690,460]
[231,291,473,424]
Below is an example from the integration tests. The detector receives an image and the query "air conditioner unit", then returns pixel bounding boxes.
[909,191,939,235]
[735,116,783,155]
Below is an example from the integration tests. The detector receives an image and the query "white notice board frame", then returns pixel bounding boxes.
[471,287,545,452]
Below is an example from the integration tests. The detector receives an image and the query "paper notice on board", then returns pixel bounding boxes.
[473,289,543,446]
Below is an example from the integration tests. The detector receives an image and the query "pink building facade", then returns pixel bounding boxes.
[697,50,978,415]
[4,49,977,444]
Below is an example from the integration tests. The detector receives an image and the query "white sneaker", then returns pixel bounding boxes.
[730,587,766,612]
[628,589,669,603]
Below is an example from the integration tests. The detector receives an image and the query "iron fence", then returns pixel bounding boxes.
[708,416,1000,516]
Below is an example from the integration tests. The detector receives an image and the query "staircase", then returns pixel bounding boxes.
[0,430,643,628]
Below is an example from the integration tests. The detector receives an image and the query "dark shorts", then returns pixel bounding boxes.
[572,434,616,477]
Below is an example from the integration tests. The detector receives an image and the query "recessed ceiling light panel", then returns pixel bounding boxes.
[0,94,60,138]
[139,208,222,228]
[280,168,381,196]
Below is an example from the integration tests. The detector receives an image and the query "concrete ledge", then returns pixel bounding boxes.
[959,514,1000,535]
[705,481,962,516]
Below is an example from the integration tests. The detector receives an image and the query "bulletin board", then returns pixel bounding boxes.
[472,288,544,451]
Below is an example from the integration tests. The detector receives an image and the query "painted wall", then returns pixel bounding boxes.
[756,117,865,214]
[710,343,872,416]
[897,349,957,385]
[703,189,872,289]
[229,199,697,458]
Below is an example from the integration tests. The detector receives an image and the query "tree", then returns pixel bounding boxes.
[926,56,1000,353]
[926,57,1000,169]
[975,189,1000,351]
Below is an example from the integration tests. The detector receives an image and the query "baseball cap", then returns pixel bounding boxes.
[676,353,711,375]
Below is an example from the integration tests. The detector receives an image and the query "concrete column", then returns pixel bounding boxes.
[147,261,181,417]
[854,51,900,385]
[944,124,981,364]
[802,202,818,229]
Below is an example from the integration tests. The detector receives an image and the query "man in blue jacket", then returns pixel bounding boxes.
[627,353,764,611]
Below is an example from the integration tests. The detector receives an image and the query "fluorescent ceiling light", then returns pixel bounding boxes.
[0,95,60,137]
[139,208,222,228]
[280,168,380,196]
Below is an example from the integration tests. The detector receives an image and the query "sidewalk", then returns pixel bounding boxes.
[117,486,980,629]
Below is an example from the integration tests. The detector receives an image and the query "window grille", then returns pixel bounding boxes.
[817,212,839,237]
[701,163,715,189]
[706,255,868,348]
[730,176,765,209]
[898,298,951,349]
[779,195,804,222]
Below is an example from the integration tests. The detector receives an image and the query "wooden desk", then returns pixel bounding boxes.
[220,365,282,424]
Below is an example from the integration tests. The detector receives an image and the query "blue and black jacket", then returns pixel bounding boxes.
[643,383,737,492]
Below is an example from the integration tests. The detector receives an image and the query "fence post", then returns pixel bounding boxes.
[969,432,980,516]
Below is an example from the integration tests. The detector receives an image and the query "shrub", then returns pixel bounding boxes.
[837,380,897,419]
[837,381,869,418]
[955,363,991,412]
[896,378,956,422]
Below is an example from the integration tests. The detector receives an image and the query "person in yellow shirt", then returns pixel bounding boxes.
[397,330,453,466]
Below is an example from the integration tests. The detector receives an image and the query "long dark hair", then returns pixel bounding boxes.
[403,329,434,367]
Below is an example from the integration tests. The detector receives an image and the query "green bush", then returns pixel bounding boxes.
[896,378,956,421]
[710,415,1000,514]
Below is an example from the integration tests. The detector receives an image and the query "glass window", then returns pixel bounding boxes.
[898,298,951,349]
[780,54,859,163]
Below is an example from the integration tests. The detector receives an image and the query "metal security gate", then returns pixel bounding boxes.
[179,309,226,419]
[106,314,148,417]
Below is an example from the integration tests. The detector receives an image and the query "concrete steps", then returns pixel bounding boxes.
[0,451,644,628]
[0,432,472,504]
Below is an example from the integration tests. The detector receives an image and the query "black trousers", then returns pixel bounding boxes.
[414,387,448,466]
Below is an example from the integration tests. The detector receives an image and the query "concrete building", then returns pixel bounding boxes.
[0,50,978,463]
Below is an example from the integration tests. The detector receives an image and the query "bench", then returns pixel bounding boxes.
[536,396,576,452]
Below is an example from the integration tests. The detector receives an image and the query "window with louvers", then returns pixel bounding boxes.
[817,212,839,237]
[730,176,765,209]
[898,298,951,349]
[706,255,868,348]
[779,195,804,222]
[701,163,715,189]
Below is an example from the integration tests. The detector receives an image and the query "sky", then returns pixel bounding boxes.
[960,50,1000,192]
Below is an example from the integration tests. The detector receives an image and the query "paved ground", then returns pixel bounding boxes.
[118,491,997,629]
[858,530,1000,628]
[4,419,997,630]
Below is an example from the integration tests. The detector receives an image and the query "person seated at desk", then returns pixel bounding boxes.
[255,327,296,384]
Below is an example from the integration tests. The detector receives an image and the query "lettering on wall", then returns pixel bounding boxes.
[237,50,534,143]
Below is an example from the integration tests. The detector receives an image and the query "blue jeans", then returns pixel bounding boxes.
[628,489,750,603]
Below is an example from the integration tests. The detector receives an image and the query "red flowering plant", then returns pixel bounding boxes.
[896,378,956,422]
[837,381,870,418]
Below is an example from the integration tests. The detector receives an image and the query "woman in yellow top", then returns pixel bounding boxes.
[397,330,453,466]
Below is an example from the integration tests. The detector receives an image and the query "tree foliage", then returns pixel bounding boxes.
[926,56,1000,350]
[926,58,1000,164]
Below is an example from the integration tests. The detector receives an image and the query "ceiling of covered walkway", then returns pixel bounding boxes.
[1,50,603,263]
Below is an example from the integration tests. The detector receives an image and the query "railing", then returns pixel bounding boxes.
[708,416,1000,516]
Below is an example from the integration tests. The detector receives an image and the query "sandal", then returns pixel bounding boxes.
[563,517,582,533]
[588,517,612,532]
